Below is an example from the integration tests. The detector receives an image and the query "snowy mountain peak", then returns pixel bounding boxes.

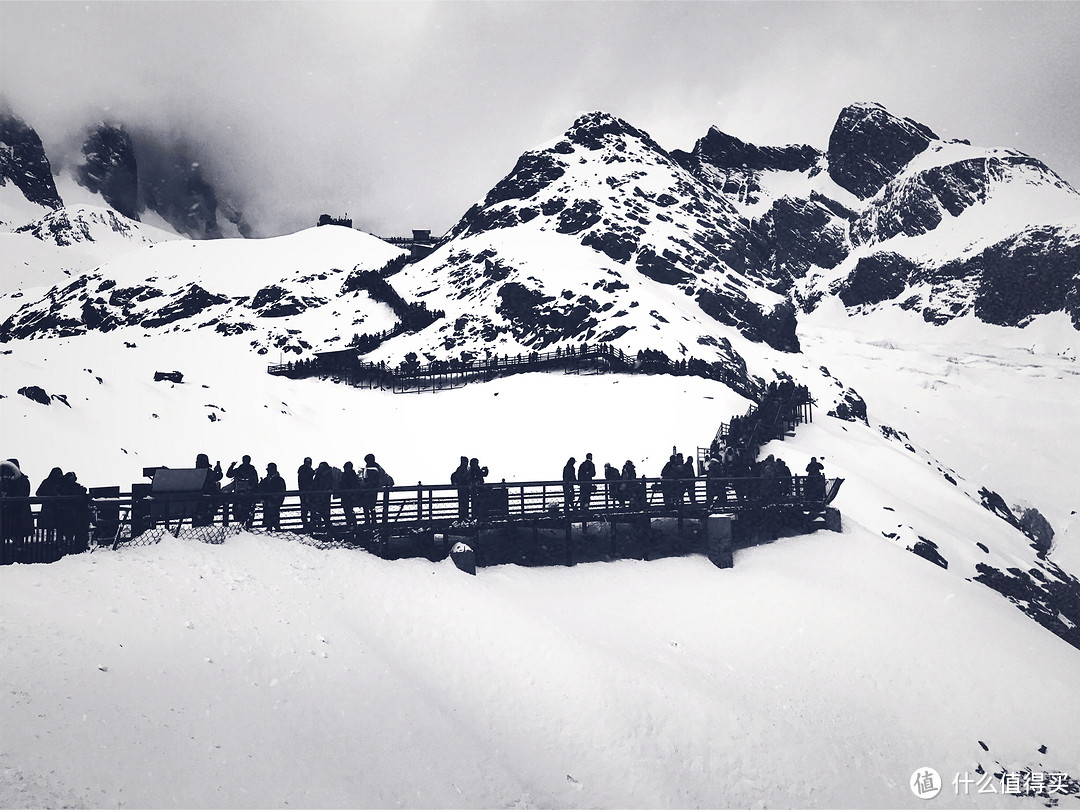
[827,101,940,199]
[562,110,668,154]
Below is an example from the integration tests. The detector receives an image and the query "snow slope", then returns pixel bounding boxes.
[2,525,1077,809]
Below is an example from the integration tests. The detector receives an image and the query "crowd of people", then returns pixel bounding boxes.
[3,372,823,546]
[190,452,394,532]
[0,459,90,547]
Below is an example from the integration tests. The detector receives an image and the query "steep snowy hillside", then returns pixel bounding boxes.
[388,111,800,374]
[0,225,406,354]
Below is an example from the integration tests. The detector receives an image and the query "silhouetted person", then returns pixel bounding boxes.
[360,454,388,525]
[620,460,637,507]
[706,455,723,507]
[228,455,259,527]
[338,461,361,529]
[468,458,489,520]
[604,462,620,506]
[681,456,697,504]
[451,456,470,520]
[193,454,222,527]
[259,462,286,531]
[311,461,335,532]
[578,453,596,511]
[297,457,315,530]
[36,467,65,533]
[1,459,33,547]
[805,457,826,501]
[562,458,576,513]
[660,454,681,507]
[58,471,88,552]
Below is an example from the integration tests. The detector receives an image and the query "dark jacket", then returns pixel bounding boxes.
[259,472,286,507]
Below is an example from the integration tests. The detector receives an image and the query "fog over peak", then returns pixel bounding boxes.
[2,1,1078,238]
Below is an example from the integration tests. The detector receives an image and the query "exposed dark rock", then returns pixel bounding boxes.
[153,370,184,383]
[755,196,849,287]
[215,321,256,336]
[973,561,1080,650]
[909,536,948,569]
[556,199,602,234]
[827,102,938,199]
[1019,507,1055,556]
[140,285,230,328]
[672,126,821,174]
[838,252,920,307]
[76,124,139,220]
[0,108,62,210]
[482,150,566,207]
[565,111,666,155]
[966,228,1080,327]
[17,385,51,405]
[581,223,641,263]
[109,285,163,308]
[635,247,692,285]
[695,291,800,353]
[828,388,868,424]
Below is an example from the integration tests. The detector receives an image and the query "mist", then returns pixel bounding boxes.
[2,1,1078,238]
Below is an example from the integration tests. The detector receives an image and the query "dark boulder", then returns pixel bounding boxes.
[450,542,476,575]
[17,385,51,405]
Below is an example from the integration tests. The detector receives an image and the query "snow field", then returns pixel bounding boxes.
[2,524,1078,809]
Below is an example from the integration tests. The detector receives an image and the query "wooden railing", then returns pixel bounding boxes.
[1,475,842,565]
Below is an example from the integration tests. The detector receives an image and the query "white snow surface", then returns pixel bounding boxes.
[3,298,1080,807]
[2,526,1077,809]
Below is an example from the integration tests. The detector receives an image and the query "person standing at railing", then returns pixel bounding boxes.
[297,457,315,531]
[0,459,33,546]
[660,454,681,508]
[451,456,470,520]
[468,458,489,520]
[619,460,637,507]
[706,455,723,507]
[194,454,222,527]
[681,455,697,504]
[336,461,361,530]
[311,461,335,532]
[360,454,389,526]
[227,455,259,528]
[36,467,65,534]
[57,471,89,553]
[604,462,620,507]
[804,457,826,501]
[578,453,596,512]
[259,463,286,531]
[562,458,576,514]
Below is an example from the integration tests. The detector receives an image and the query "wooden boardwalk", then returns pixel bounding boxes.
[2,475,842,568]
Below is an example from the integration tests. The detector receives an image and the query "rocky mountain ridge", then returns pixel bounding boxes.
[3,101,1079,367]
[1,109,249,239]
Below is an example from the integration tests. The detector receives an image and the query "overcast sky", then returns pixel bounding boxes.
[2,1,1078,237]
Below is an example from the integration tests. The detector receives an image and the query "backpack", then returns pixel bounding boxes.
[363,464,391,488]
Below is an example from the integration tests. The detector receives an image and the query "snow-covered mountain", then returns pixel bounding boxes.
[2,101,1079,807]
[1,109,251,242]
